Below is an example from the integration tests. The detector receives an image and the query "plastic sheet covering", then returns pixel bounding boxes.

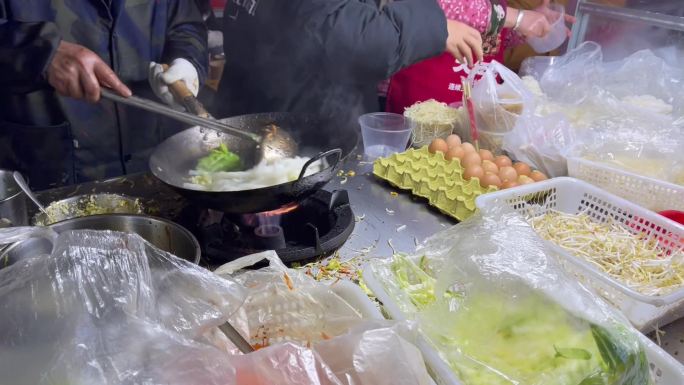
[502,42,684,180]
[216,251,434,385]
[369,207,652,385]
[0,230,432,385]
[215,251,368,348]
[0,229,247,385]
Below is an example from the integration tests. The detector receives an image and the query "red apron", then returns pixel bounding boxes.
[386,30,508,114]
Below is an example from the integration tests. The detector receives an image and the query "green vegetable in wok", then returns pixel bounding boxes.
[197,144,242,172]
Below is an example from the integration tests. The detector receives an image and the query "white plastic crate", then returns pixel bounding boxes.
[475,177,684,331]
[363,262,684,385]
[567,157,684,212]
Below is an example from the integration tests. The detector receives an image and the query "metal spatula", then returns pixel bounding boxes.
[100,88,297,163]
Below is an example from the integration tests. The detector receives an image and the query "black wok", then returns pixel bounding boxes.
[149,112,358,213]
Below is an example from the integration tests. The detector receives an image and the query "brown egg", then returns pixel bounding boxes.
[460,142,476,154]
[518,175,535,185]
[482,160,499,174]
[461,152,482,168]
[481,172,502,188]
[501,180,519,189]
[494,155,512,168]
[498,166,518,182]
[445,146,465,161]
[478,149,494,162]
[428,138,448,154]
[446,134,462,149]
[512,162,531,176]
[529,170,548,182]
[463,165,484,181]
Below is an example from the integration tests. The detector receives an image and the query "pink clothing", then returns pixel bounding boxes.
[439,0,492,34]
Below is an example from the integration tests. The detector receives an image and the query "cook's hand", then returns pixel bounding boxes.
[510,0,576,39]
[514,9,552,38]
[47,41,132,102]
[445,20,484,68]
[534,0,576,37]
[149,58,199,109]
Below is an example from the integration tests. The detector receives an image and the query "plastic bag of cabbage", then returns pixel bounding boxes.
[0,228,432,385]
[367,209,653,385]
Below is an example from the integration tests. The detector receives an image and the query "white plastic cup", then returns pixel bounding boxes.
[359,112,413,159]
[527,4,567,54]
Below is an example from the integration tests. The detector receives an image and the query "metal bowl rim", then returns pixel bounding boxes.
[32,193,146,225]
[3,213,201,265]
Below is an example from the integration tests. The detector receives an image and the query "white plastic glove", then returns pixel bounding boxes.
[148,58,199,109]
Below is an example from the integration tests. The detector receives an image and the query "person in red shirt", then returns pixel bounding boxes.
[385,0,573,113]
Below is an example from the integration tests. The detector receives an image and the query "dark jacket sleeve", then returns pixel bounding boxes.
[162,0,209,84]
[0,17,61,93]
[317,0,448,81]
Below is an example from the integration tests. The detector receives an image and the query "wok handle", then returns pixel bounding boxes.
[297,148,343,181]
[161,64,211,119]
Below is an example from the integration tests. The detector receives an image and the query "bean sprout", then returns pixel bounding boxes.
[529,210,684,296]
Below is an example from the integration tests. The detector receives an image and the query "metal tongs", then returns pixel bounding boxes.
[101,82,297,163]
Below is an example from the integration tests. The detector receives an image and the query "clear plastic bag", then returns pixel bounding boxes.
[0,229,248,385]
[216,251,435,385]
[215,251,369,348]
[503,110,576,177]
[0,230,434,385]
[369,208,653,385]
[467,60,535,136]
[503,42,684,181]
[539,41,603,104]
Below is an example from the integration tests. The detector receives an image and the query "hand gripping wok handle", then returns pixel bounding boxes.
[161,64,212,119]
[297,148,343,181]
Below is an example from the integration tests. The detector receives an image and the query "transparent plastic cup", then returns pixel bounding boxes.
[527,4,567,54]
[359,112,413,159]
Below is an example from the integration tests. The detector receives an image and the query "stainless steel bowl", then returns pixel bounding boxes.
[1,214,200,268]
[33,193,144,226]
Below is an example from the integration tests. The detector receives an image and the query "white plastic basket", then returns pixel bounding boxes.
[475,177,684,331]
[567,157,684,212]
[363,262,684,385]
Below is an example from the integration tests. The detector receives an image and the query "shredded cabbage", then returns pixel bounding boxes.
[376,254,651,385]
[186,156,320,191]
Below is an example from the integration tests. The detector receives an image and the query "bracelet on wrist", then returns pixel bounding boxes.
[513,10,525,31]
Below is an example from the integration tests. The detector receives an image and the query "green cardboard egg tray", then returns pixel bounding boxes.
[373,146,497,221]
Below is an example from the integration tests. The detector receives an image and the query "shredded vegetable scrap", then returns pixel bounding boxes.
[529,210,684,296]
[296,254,362,284]
[283,272,294,291]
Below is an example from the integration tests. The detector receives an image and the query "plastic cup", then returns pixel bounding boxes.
[359,112,413,159]
[527,4,567,54]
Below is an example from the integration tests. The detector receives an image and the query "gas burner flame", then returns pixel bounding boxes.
[241,202,299,228]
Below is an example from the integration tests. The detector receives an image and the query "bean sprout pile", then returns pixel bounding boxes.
[530,210,684,296]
